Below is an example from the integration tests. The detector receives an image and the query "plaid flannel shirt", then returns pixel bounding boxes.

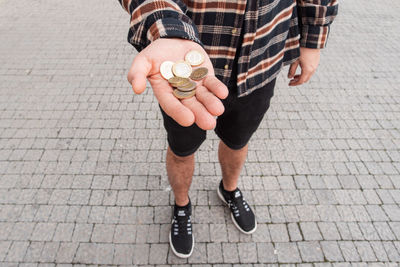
[118,0,338,97]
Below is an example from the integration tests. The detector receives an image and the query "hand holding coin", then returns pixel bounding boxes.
[127,38,228,130]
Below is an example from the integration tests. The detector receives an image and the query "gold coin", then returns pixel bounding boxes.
[177,81,197,92]
[160,61,174,80]
[190,67,208,80]
[185,50,205,66]
[168,77,191,87]
[172,60,192,78]
[173,89,196,99]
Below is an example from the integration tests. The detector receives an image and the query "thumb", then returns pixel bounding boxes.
[288,60,299,78]
[127,54,152,94]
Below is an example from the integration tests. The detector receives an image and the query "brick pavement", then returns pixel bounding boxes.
[0,0,400,266]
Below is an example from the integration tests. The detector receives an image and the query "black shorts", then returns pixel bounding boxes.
[160,78,276,157]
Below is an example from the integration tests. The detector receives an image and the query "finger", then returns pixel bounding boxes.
[288,74,301,86]
[202,76,229,99]
[289,69,312,86]
[181,97,216,130]
[154,88,195,127]
[195,85,225,116]
[127,54,152,94]
[288,60,299,78]
[297,67,313,84]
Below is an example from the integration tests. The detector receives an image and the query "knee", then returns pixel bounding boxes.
[167,146,194,163]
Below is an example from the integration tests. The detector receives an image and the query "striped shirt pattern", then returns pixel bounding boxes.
[118,0,338,97]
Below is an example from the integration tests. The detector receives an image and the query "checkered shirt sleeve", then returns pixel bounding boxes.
[117,0,202,52]
[297,0,339,49]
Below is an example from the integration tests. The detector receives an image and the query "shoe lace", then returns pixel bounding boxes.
[172,215,192,236]
[227,192,250,217]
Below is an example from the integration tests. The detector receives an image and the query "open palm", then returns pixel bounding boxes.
[127,38,228,130]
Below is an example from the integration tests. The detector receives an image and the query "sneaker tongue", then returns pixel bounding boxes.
[177,209,186,216]
[234,190,241,198]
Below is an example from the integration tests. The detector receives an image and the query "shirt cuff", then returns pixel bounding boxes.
[300,24,330,49]
[147,17,203,47]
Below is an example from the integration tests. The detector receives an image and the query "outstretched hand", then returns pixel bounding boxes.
[127,38,228,130]
[288,47,320,86]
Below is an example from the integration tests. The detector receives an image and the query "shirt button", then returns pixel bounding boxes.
[224,64,229,70]
[231,28,237,34]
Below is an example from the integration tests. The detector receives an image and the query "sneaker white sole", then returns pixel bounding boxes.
[169,222,195,258]
[217,186,257,235]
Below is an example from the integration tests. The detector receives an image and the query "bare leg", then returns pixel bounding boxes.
[166,146,195,206]
[218,141,248,191]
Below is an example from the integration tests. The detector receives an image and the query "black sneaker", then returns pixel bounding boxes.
[217,180,257,234]
[169,199,194,258]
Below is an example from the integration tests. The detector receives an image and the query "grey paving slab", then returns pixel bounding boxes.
[0,0,400,266]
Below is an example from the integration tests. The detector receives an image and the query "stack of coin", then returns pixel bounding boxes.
[160,50,209,99]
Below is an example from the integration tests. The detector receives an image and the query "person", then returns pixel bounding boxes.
[118,0,338,258]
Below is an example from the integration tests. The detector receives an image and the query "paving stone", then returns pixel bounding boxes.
[269,224,289,242]
[382,241,400,262]
[320,241,344,262]
[9,222,35,241]
[53,223,74,242]
[207,243,223,263]
[269,206,286,223]
[318,222,341,240]
[358,222,381,240]
[116,190,134,206]
[317,205,341,222]
[382,205,400,221]
[222,243,239,263]
[338,241,361,262]
[237,243,257,263]
[94,243,114,264]
[297,205,320,221]
[300,222,323,241]
[56,242,79,263]
[132,244,150,265]
[147,224,160,243]
[210,224,228,242]
[31,223,57,241]
[119,207,137,224]
[0,241,11,262]
[336,205,356,222]
[254,206,271,223]
[373,222,396,240]
[351,205,371,222]
[274,242,301,263]
[40,242,60,262]
[5,241,29,262]
[282,205,299,222]
[68,190,90,205]
[137,206,154,224]
[149,243,168,264]
[365,205,388,221]
[256,242,277,263]
[89,190,104,206]
[194,223,210,242]
[188,242,207,264]
[354,241,378,262]
[347,222,365,240]
[297,241,324,262]
[90,224,115,243]
[114,224,136,243]
[252,223,271,242]
[71,223,92,242]
[113,244,134,265]
[24,241,44,262]
[369,241,389,262]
